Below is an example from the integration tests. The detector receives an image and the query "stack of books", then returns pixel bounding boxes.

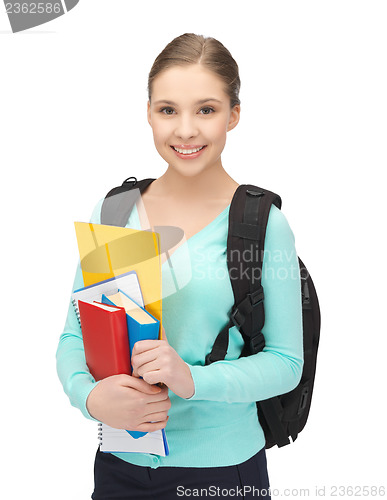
[72,270,169,456]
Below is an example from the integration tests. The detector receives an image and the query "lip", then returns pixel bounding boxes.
[170,145,207,159]
[171,145,206,149]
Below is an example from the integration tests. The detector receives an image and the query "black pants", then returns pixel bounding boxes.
[92,447,271,499]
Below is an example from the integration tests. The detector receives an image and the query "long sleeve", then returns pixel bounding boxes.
[187,205,304,403]
[56,200,104,421]
[56,262,100,421]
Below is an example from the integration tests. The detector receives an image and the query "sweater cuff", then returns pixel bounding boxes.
[71,377,102,422]
[186,364,216,401]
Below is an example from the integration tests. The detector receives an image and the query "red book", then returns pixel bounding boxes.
[78,300,131,380]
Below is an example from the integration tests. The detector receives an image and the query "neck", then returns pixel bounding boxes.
[154,163,238,203]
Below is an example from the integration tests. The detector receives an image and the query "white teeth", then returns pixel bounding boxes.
[173,146,204,154]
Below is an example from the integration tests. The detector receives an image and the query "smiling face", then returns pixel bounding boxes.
[147,64,240,178]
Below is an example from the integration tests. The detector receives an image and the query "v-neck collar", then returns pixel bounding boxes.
[183,203,230,244]
[165,203,231,265]
[130,202,230,265]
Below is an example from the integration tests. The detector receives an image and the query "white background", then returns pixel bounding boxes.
[1,1,386,499]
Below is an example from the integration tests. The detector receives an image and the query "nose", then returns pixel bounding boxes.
[174,113,198,140]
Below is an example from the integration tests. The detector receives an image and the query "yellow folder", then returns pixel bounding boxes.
[74,222,162,337]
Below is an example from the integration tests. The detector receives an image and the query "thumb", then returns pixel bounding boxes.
[161,325,168,343]
[120,374,162,394]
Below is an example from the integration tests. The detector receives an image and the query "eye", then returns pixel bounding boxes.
[160,107,175,115]
[199,106,215,115]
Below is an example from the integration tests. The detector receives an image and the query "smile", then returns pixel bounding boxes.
[171,145,206,155]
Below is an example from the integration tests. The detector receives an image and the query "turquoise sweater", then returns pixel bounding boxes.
[56,196,303,469]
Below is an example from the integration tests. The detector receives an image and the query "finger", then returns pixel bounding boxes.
[161,326,168,343]
[118,374,162,395]
[134,417,169,432]
[131,349,159,374]
[145,398,172,416]
[141,411,169,423]
[139,386,170,404]
[142,370,164,386]
[136,360,161,379]
[132,339,165,355]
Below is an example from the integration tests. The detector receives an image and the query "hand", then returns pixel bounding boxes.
[131,335,195,399]
[86,374,171,432]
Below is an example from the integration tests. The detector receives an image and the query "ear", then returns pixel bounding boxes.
[147,101,152,126]
[227,104,240,132]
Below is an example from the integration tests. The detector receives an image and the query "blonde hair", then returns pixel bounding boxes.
[148,33,241,108]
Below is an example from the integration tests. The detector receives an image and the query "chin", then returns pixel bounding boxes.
[168,159,210,175]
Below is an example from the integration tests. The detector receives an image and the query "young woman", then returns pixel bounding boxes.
[57,33,303,499]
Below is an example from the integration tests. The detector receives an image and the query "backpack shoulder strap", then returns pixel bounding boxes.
[230,184,281,347]
[205,183,281,362]
[205,183,291,448]
[100,177,156,226]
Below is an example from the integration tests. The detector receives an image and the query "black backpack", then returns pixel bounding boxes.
[101,177,321,449]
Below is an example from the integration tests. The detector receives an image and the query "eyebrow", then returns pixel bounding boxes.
[152,98,222,106]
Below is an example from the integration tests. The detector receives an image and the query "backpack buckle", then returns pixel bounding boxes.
[301,277,312,310]
[230,307,244,330]
[250,331,265,353]
[230,287,264,330]
[248,287,264,306]
[246,190,264,197]
[298,385,309,415]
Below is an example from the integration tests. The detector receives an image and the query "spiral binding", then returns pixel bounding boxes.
[72,298,81,327]
[98,423,103,446]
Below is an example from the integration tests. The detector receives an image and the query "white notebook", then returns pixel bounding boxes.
[99,424,169,456]
[71,269,143,324]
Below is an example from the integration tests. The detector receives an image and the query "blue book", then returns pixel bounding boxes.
[102,289,160,360]
[102,289,161,440]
